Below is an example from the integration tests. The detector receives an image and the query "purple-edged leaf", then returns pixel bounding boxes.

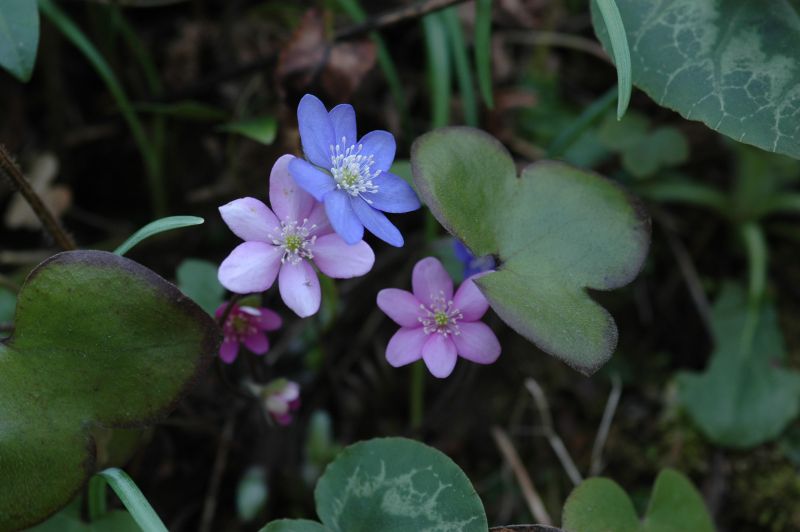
[0,251,217,530]
[411,127,650,374]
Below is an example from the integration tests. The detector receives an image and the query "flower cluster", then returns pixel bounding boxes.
[216,302,282,364]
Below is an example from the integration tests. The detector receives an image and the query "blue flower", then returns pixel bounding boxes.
[288,94,421,247]
[453,239,495,278]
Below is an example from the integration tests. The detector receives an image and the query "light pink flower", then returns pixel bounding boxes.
[215,302,282,363]
[262,379,301,425]
[377,257,501,378]
[218,154,375,317]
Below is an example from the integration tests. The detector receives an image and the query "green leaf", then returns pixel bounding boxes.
[411,127,650,374]
[217,116,278,145]
[315,438,488,532]
[94,468,167,532]
[237,466,269,522]
[562,478,639,532]
[678,284,800,448]
[592,0,800,159]
[135,101,228,122]
[176,258,225,316]
[260,438,487,532]
[562,470,713,532]
[0,251,217,529]
[474,0,494,108]
[592,0,632,119]
[260,520,329,532]
[423,13,452,129]
[114,216,204,256]
[0,0,39,82]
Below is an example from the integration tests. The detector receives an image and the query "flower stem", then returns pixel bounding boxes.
[0,145,77,251]
[409,361,425,430]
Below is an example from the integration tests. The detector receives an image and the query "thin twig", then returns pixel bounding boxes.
[0,146,76,251]
[491,426,553,526]
[199,416,236,532]
[334,0,470,40]
[589,375,622,476]
[524,378,583,486]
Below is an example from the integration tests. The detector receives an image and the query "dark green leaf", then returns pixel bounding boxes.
[0,0,39,81]
[592,0,800,159]
[260,520,329,532]
[411,127,650,374]
[678,284,800,448]
[217,116,278,145]
[176,258,225,316]
[0,251,217,529]
[315,438,488,532]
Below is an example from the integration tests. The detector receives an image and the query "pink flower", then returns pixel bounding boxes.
[377,257,501,378]
[218,154,375,317]
[262,379,301,425]
[215,302,282,363]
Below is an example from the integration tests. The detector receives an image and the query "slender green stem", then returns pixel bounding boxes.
[95,468,168,532]
[739,221,767,305]
[410,361,425,430]
[547,86,616,157]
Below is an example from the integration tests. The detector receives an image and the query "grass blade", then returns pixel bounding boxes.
[422,12,451,129]
[442,8,478,127]
[547,86,617,157]
[38,0,166,215]
[593,0,631,119]
[740,222,768,305]
[474,0,493,108]
[97,468,168,532]
[114,216,204,256]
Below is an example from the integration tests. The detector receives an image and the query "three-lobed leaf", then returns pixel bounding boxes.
[411,127,650,374]
[678,284,800,448]
[260,438,488,532]
[0,0,40,82]
[592,0,800,160]
[0,251,217,530]
[562,469,714,532]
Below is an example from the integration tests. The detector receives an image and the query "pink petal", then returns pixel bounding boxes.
[307,201,332,236]
[452,322,501,364]
[412,257,453,307]
[218,242,282,294]
[257,308,283,331]
[269,154,316,222]
[386,327,427,367]
[312,234,375,278]
[453,276,490,321]
[219,197,279,242]
[219,339,240,363]
[377,289,423,327]
[215,302,237,320]
[278,260,321,318]
[244,332,270,355]
[422,334,458,378]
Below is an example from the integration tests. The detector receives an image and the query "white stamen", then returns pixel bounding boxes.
[268,218,317,265]
[418,290,463,337]
[329,136,380,201]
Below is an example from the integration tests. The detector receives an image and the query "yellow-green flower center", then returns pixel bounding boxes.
[434,311,450,327]
[284,234,303,253]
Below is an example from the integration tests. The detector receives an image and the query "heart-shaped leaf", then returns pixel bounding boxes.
[592,0,800,160]
[0,250,217,530]
[411,127,650,374]
[0,0,39,82]
[260,437,488,532]
[562,469,714,532]
[678,284,800,448]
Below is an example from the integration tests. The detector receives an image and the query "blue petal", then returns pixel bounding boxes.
[329,104,357,147]
[350,197,403,247]
[289,158,336,201]
[324,190,364,244]
[297,94,335,168]
[359,130,396,172]
[369,171,421,213]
